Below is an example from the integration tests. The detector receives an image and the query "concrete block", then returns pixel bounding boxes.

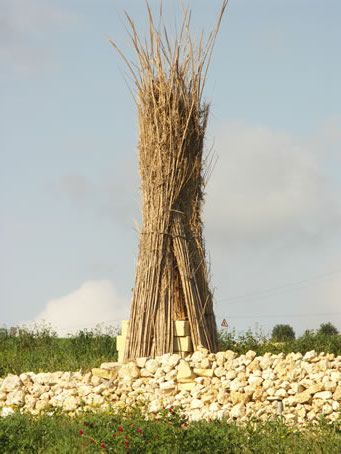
[179,382,196,391]
[174,320,190,337]
[121,320,129,337]
[116,335,126,352]
[92,368,118,380]
[173,335,192,352]
[174,352,191,359]
[118,350,124,363]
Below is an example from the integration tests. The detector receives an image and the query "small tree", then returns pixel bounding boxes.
[318,322,338,336]
[271,324,295,342]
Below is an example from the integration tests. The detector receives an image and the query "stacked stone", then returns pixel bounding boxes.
[116,321,129,363]
[173,321,193,357]
[117,320,193,362]
[1,349,340,424]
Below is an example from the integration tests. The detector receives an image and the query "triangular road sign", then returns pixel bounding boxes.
[221,318,228,328]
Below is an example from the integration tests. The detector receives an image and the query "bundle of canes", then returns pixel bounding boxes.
[110,1,228,360]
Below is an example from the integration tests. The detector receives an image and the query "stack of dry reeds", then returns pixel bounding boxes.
[111,1,228,360]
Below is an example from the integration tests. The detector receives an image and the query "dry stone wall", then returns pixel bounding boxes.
[1,348,340,424]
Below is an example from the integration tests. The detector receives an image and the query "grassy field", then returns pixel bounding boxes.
[0,325,118,376]
[0,409,340,453]
[1,327,340,452]
[0,325,340,377]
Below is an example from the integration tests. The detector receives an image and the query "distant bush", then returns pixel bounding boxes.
[218,327,341,356]
[271,324,296,342]
[318,322,339,336]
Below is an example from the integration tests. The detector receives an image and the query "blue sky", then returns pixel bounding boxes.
[1,0,341,336]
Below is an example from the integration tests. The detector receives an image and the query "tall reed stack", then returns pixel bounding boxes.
[111,1,228,360]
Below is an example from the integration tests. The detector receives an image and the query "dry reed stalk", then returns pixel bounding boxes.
[110,1,228,360]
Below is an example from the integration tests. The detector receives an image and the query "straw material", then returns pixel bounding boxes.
[110,1,228,360]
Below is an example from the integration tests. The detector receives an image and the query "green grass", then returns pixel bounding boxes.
[0,325,118,377]
[1,327,340,452]
[0,325,340,377]
[0,409,340,453]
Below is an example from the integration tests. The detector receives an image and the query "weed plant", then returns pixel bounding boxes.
[0,325,118,377]
[0,408,340,453]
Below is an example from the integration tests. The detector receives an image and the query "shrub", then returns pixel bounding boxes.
[318,322,339,336]
[218,327,341,356]
[271,324,296,342]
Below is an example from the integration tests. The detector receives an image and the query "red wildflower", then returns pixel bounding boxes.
[100,442,106,449]
[137,428,143,434]
[79,429,84,436]
[124,441,129,448]
[118,426,124,432]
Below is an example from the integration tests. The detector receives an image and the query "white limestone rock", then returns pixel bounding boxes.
[19,373,33,387]
[160,381,176,391]
[6,390,24,407]
[145,359,159,374]
[303,351,317,361]
[118,362,140,381]
[1,407,15,417]
[100,362,120,370]
[313,391,332,400]
[191,399,204,409]
[231,403,245,418]
[333,386,341,401]
[1,375,21,393]
[248,376,263,386]
[213,367,225,378]
[177,360,195,381]
[136,357,148,368]
[245,350,257,361]
[148,399,161,413]
[167,354,181,368]
[63,396,80,412]
[36,399,50,412]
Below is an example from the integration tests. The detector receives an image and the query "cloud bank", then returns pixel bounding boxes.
[0,0,78,74]
[32,280,129,336]
[205,121,341,244]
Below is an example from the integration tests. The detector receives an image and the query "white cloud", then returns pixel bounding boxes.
[204,120,341,333]
[0,0,78,74]
[32,280,129,336]
[205,121,341,243]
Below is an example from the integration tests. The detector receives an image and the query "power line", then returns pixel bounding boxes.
[216,268,341,304]
[216,311,341,320]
